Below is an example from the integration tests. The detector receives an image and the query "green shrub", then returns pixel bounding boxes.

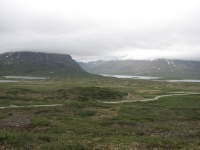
[71,87,127,100]
[38,135,51,142]
[49,125,67,134]
[135,130,145,136]
[72,103,85,109]
[30,117,51,126]
[0,116,5,119]
[0,129,15,144]
[117,120,136,126]
[78,96,89,102]
[40,141,87,150]
[77,110,97,117]
[100,120,115,126]
[12,132,36,148]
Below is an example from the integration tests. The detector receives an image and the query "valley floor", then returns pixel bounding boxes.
[0,77,200,149]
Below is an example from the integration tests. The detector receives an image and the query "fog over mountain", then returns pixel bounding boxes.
[1,0,200,61]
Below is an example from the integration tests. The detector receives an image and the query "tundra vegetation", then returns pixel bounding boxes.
[0,76,200,149]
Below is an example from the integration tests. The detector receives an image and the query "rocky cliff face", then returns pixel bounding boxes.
[0,51,87,76]
[79,59,200,79]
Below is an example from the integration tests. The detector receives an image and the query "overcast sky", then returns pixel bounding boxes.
[1,0,200,61]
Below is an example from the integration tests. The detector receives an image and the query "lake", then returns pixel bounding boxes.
[165,79,200,83]
[101,74,200,83]
[4,76,47,80]
[0,80,19,83]
[100,74,162,80]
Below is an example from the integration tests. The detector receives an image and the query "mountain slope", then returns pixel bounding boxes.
[79,59,200,79]
[0,51,89,76]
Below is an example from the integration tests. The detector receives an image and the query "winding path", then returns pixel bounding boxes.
[101,92,200,104]
[0,104,63,109]
[0,92,200,108]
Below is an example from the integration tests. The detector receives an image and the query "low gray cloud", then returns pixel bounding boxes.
[1,0,200,61]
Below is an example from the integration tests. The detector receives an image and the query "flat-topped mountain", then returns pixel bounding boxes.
[79,59,200,79]
[0,51,88,76]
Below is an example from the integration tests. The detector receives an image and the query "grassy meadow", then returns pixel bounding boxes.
[0,76,200,149]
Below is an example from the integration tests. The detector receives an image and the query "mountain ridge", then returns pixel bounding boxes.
[79,59,200,79]
[0,51,89,77]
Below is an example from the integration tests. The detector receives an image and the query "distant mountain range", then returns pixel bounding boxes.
[1,52,200,79]
[0,51,89,77]
[79,59,200,79]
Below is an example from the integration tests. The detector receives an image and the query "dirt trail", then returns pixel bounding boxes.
[0,104,63,109]
[101,92,200,104]
[0,92,199,108]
